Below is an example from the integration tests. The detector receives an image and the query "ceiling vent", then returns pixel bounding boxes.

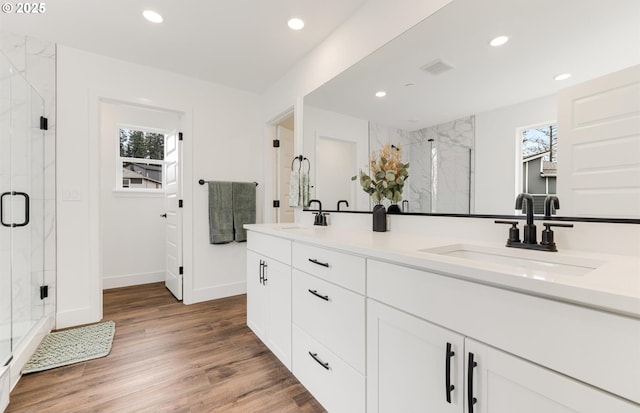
[421,59,455,75]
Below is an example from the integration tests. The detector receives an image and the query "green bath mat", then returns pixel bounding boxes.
[22,321,115,374]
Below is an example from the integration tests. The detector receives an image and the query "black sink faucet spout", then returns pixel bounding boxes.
[515,193,536,244]
[308,199,322,212]
[337,200,349,211]
[544,195,560,218]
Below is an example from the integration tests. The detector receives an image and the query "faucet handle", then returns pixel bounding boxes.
[540,222,573,251]
[495,220,521,244]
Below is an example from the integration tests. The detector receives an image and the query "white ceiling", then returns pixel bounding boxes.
[305,0,640,131]
[0,0,369,93]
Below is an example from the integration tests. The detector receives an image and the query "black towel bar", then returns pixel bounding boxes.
[199,179,258,186]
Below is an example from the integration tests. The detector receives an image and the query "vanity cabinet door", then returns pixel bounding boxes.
[367,299,464,413]
[465,338,639,413]
[246,250,292,370]
[246,250,267,343]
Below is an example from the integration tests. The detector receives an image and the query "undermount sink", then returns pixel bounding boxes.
[419,244,604,277]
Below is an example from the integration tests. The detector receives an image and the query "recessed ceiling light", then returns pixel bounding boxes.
[375,91,387,98]
[288,18,305,30]
[554,73,572,81]
[489,36,509,47]
[143,10,163,23]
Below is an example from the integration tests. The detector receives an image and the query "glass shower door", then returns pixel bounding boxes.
[0,52,45,366]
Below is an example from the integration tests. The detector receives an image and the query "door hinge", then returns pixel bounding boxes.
[179,266,183,275]
[273,139,280,148]
[178,132,183,141]
[179,199,183,208]
[273,200,280,208]
[40,285,49,299]
[40,116,48,131]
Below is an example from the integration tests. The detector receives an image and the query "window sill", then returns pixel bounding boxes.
[112,189,164,198]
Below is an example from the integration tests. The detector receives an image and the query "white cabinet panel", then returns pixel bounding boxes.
[292,324,365,413]
[367,299,464,413]
[292,242,365,294]
[466,339,640,413]
[246,249,292,370]
[292,269,365,373]
[247,231,291,265]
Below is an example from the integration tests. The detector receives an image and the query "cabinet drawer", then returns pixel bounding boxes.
[292,269,365,373]
[247,231,291,265]
[292,324,365,413]
[292,242,365,294]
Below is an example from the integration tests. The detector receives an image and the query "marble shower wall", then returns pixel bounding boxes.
[369,116,474,213]
[0,31,56,340]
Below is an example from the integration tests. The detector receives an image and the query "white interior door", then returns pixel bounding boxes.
[164,130,182,300]
[277,125,295,223]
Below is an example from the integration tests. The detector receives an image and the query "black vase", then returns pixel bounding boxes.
[372,204,387,232]
[387,203,401,214]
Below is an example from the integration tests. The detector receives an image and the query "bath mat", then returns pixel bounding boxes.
[21,321,115,374]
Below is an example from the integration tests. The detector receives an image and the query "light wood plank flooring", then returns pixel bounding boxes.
[7,283,326,413]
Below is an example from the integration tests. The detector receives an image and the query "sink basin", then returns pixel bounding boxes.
[419,244,603,277]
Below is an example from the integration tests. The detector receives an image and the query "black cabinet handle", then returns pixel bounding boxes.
[308,289,330,301]
[467,352,478,413]
[262,261,268,284]
[259,260,264,285]
[308,258,329,268]
[308,351,330,370]
[0,191,30,227]
[0,192,10,228]
[445,342,455,403]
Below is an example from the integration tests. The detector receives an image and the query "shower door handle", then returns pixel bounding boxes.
[0,192,10,227]
[0,191,30,227]
[12,192,30,227]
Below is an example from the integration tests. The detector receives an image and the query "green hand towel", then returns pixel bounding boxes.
[232,182,256,242]
[208,182,234,244]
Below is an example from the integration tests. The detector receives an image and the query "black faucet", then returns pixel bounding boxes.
[544,195,560,218]
[337,200,349,211]
[496,194,573,252]
[308,199,328,226]
[515,193,536,244]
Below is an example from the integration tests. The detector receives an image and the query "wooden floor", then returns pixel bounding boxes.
[7,283,326,413]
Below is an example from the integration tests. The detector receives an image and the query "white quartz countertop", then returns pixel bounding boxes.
[245,223,640,318]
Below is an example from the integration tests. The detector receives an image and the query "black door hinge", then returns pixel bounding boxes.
[179,199,183,208]
[40,116,48,131]
[40,285,49,299]
[179,266,183,275]
[178,132,183,141]
[273,200,280,208]
[273,139,280,148]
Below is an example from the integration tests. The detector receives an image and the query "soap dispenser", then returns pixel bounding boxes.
[372,205,387,232]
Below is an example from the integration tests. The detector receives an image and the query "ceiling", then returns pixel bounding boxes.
[305,0,640,130]
[0,0,369,93]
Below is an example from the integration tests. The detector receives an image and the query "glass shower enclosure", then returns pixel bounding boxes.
[0,51,46,367]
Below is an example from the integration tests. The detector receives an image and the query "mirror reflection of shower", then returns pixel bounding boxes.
[369,116,474,213]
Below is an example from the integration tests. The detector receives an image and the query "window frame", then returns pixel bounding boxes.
[115,124,168,193]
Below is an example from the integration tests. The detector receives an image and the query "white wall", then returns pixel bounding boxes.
[57,45,262,328]
[303,106,369,210]
[99,102,181,289]
[475,95,557,214]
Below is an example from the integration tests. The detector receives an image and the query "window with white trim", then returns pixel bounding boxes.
[117,127,165,191]
[520,123,558,214]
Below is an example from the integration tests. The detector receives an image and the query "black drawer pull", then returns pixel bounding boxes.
[308,351,330,370]
[468,352,478,413]
[445,342,455,403]
[308,289,330,301]
[308,258,329,268]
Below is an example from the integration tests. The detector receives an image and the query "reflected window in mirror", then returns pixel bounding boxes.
[519,123,558,215]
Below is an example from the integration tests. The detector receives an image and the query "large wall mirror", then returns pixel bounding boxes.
[303,0,639,218]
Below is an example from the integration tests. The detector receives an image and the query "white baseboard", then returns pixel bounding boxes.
[188,281,246,304]
[103,271,164,290]
[9,315,54,390]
